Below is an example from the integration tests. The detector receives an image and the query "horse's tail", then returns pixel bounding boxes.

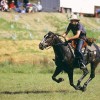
[93,43,100,51]
[97,46,100,63]
[94,44,100,61]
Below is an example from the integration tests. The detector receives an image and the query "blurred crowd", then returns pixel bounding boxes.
[0,0,8,11]
[0,0,42,13]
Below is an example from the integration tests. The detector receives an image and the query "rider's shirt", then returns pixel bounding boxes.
[65,22,86,39]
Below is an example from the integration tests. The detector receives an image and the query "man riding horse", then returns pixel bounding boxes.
[62,14,87,69]
[39,14,100,91]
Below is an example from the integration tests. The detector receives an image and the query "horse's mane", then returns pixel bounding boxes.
[53,33,69,52]
[54,33,65,44]
[52,33,73,64]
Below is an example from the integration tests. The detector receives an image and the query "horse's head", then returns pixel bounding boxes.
[39,31,59,50]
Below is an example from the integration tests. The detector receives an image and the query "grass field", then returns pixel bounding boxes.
[0,12,100,63]
[0,64,100,100]
[0,12,100,100]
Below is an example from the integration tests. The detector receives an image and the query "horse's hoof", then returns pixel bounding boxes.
[57,78,64,83]
[81,86,87,92]
[75,85,82,90]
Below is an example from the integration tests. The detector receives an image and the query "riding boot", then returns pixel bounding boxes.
[79,59,86,69]
[75,39,86,69]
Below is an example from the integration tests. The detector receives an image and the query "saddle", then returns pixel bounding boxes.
[70,38,96,49]
[71,40,87,49]
[86,38,96,46]
[69,38,97,62]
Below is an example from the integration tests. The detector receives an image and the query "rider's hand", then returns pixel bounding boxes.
[62,33,66,37]
[65,37,69,41]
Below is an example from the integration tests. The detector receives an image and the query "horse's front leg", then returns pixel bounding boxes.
[52,67,64,83]
[68,70,79,90]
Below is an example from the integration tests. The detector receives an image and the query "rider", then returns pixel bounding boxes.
[62,14,87,69]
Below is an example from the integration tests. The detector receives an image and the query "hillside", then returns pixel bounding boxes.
[0,12,100,40]
[0,12,100,64]
[0,12,68,40]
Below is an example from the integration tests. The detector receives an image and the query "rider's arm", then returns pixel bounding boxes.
[68,30,81,40]
[62,32,67,37]
[62,23,71,37]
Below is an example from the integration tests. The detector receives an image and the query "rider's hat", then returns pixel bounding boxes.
[70,14,80,21]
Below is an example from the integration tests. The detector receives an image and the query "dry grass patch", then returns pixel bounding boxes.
[0,40,53,64]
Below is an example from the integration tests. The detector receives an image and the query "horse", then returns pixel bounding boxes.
[39,31,100,92]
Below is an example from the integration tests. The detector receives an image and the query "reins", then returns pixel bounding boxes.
[55,34,67,42]
[44,34,66,49]
[54,34,75,58]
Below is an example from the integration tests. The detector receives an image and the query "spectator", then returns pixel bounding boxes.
[14,7,21,12]
[9,0,15,9]
[23,0,29,8]
[14,0,18,8]
[17,0,23,7]
[0,0,2,10]
[0,0,8,11]
[21,7,26,13]
[7,0,11,8]
[26,2,33,13]
[36,1,42,12]
[8,0,18,8]
[32,3,38,12]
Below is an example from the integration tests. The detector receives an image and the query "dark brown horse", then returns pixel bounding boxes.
[39,31,100,91]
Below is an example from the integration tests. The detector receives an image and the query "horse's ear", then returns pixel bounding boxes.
[48,31,54,35]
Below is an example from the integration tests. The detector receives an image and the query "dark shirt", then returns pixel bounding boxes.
[65,22,86,39]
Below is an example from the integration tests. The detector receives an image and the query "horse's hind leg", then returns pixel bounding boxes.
[82,61,99,92]
[76,68,89,90]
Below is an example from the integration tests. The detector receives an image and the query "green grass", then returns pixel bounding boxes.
[0,13,100,41]
[0,64,100,100]
[45,15,68,32]
[0,17,38,40]
[0,63,55,74]
[0,18,23,31]
[0,12,100,100]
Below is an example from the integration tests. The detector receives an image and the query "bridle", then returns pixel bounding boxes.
[45,34,67,48]
[39,32,67,50]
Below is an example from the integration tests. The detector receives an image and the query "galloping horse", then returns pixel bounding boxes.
[39,31,100,91]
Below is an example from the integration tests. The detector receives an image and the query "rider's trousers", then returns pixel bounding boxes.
[75,39,84,61]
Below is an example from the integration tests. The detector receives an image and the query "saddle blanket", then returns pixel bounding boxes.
[87,44,97,51]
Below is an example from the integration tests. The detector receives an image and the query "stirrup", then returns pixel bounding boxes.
[80,63,86,69]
